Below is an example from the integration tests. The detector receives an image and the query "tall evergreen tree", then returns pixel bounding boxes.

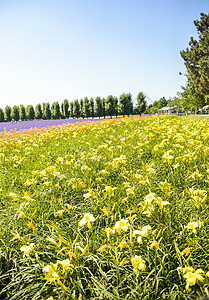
[35,104,43,119]
[61,103,64,118]
[136,92,147,115]
[95,97,103,118]
[11,106,20,121]
[19,105,26,120]
[4,106,12,122]
[102,98,106,118]
[158,97,168,108]
[26,105,35,120]
[84,97,90,118]
[69,102,74,118]
[114,96,118,117]
[106,95,115,118]
[119,93,133,116]
[51,101,60,119]
[73,100,80,118]
[42,103,51,120]
[80,99,84,118]
[61,99,69,118]
[90,97,94,118]
[0,108,4,122]
[51,103,55,119]
[180,13,209,95]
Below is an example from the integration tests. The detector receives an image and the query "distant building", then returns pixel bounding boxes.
[158,106,177,114]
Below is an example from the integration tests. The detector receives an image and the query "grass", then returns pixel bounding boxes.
[0,115,208,300]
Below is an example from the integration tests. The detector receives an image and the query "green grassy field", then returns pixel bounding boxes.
[0,115,208,300]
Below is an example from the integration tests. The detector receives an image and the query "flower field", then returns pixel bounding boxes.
[0,115,208,300]
[0,118,103,133]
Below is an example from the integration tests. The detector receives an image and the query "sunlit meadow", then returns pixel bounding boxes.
[0,116,208,300]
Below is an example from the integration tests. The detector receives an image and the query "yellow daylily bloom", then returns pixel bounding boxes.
[104,228,113,240]
[131,255,146,273]
[112,219,129,234]
[181,247,192,257]
[20,243,34,257]
[99,244,112,253]
[54,210,65,218]
[118,238,129,250]
[186,221,203,234]
[138,225,152,238]
[150,240,159,251]
[79,213,95,229]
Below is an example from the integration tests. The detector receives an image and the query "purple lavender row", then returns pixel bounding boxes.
[0,118,105,133]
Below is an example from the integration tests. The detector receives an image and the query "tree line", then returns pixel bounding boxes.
[0,92,147,122]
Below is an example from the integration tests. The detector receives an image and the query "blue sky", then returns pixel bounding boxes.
[0,0,208,108]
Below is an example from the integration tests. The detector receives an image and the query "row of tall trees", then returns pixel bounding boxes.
[0,93,138,122]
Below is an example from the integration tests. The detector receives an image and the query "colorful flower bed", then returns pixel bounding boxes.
[0,118,104,133]
[0,115,208,299]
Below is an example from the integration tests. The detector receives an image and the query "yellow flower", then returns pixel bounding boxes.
[20,243,34,257]
[28,221,35,230]
[138,225,151,238]
[43,181,52,187]
[83,188,94,199]
[10,192,17,200]
[57,259,73,273]
[42,263,68,291]
[144,193,156,204]
[147,168,155,175]
[69,178,84,189]
[96,177,103,182]
[173,163,179,169]
[162,152,174,163]
[103,186,115,196]
[104,228,113,240]
[158,180,172,196]
[126,186,135,196]
[43,263,58,279]
[137,236,143,244]
[56,157,64,163]
[181,247,192,257]
[186,221,203,234]
[79,213,95,229]
[112,219,129,234]
[12,232,23,241]
[155,197,170,209]
[22,194,34,202]
[184,269,204,290]
[188,169,203,180]
[135,173,143,179]
[178,265,205,291]
[81,165,91,171]
[99,244,112,253]
[17,211,26,218]
[101,207,109,216]
[54,210,65,218]
[118,238,129,250]
[150,240,159,251]
[131,255,146,273]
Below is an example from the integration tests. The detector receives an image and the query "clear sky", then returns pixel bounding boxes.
[0,0,208,109]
